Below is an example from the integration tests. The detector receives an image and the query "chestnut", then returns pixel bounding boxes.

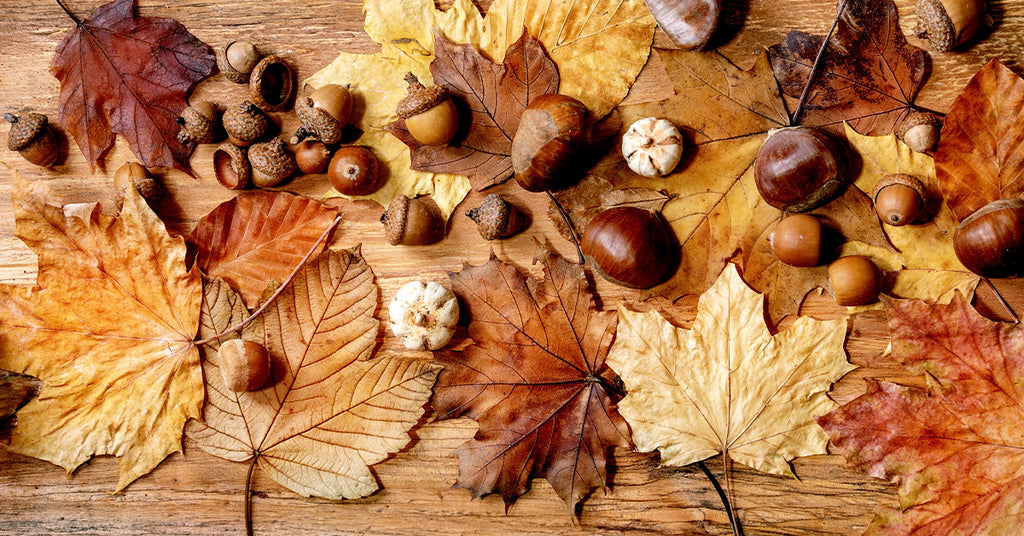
[580,206,675,289]
[328,146,381,196]
[828,255,881,306]
[754,126,850,213]
[511,93,591,192]
[953,198,1024,278]
[770,214,822,267]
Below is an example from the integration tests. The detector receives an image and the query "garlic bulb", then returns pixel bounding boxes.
[388,280,459,351]
[621,117,684,177]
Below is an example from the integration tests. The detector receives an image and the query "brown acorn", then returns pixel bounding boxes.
[294,139,332,175]
[248,138,296,188]
[293,84,352,146]
[511,93,591,192]
[396,73,458,146]
[328,145,380,196]
[176,101,218,145]
[915,0,986,51]
[897,111,942,153]
[828,255,882,306]
[770,214,822,267]
[5,112,58,167]
[872,174,927,226]
[114,162,163,210]
[213,143,250,190]
[381,194,445,246]
[249,55,295,112]
[466,194,527,240]
[217,40,260,84]
[222,101,270,147]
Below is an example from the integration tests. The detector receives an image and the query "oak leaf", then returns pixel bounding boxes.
[433,249,631,513]
[935,59,1024,221]
[186,249,440,501]
[51,0,216,172]
[820,295,1024,535]
[188,191,339,309]
[0,176,203,491]
[607,265,852,476]
[768,0,928,136]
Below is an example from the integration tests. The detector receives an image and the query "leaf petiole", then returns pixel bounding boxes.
[54,0,82,25]
[698,460,743,536]
[791,0,849,125]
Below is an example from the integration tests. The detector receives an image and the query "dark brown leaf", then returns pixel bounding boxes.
[1,371,40,444]
[547,175,672,240]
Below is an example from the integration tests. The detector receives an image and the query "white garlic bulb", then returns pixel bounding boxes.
[388,280,459,351]
[621,117,684,177]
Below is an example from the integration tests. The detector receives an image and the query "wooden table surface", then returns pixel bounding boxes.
[2,0,1023,534]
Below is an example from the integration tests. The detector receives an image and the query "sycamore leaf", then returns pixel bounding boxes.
[607,265,852,476]
[820,296,1024,535]
[1,371,39,444]
[51,0,216,172]
[767,0,928,136]
[0,176,203,491]
[186,250,440,501]
[434,249,631,513]
[188,191,338,310]
[935,59,1024,221]
[386,32,558,190]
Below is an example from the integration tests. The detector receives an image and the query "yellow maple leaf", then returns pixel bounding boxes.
[0,176,203,491]
[606,265,853,476]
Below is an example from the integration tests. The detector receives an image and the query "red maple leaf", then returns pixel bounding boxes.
[820,295,1024,535]
[433,249,631,514]
[51,0,216,172]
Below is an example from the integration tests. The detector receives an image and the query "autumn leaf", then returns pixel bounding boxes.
[547,175,672,241]
[186,249,440,502]
[188,191,339,309]
[1,371,39,445]
[0,176,203,491]
[433,249,631,513]
[51,0,216,172]
[607,265,852,476]
[935,59,1024,221]
[768,0,928,136]
[820,295,1024,535]
[386,32,558,190]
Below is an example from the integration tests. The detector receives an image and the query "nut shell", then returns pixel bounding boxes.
[397,73,458,146]
[770,214,822,267]
[754,126,850,213]
[872,174,927,226]
[511,93,591,192]
[953,198,1024,278]
[213,143,250,190]
[466,193,526,240]
[5,112,58,167]
[218,339,271,392]
[294,139,331,175]
[381,195,445,246]
[828,256,882,306]
[328,145,381,196]
[581,206,675,289]
[217,40,260,83]
[621,117,684,177]
[914,0,986,51]
[646,0,721,50]
[248,138,296,188]
[294,84,352,146]
[176,101,218,145]
[249,55,295,112]
[222,101,269,147]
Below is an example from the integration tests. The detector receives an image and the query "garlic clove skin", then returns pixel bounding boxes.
[389,280,459,351]
[621,117,684,177]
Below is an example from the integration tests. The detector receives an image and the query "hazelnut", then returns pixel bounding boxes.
[5,112,58,167]
[294,139,332,175]
[248,138,296,188]
[828,256,882,306]
[213,143,250,190]
[114,162,163,210]
[217,40,260,84]
[915,0,986,51]
[396,73,459,146]
[328,145,381,196]
[580,206,675,289]
[466,193,527,240]
[872,174,927,226]
[754,126,850,213]
[218,339,271,392]
[222,101,270,147]
[249,55,295,112]
[292,84,352,146]
[647,0,721,50]
[388,280,460,351]
[176,101,219,145]
[898,111,942,153]
[381,194,445,246]
[511,93,591,192]
[770,214,822,267]
[953,198,1024,278]
[621,117,684,177]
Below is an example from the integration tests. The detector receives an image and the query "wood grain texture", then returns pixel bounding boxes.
[2,0,1024,534]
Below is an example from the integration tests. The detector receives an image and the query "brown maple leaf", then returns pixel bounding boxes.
[768,0,928,135]
[935,59,1024,221]
[51,0,216,172]
[820,295,1024,535]
[188,191,339,309]
[385,32,558,190]
[433,248,631,514]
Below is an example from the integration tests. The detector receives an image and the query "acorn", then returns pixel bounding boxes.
[248,138,296,188]
[249,55,295,112]
[914,0,986,51]
[213,143,250,190]
[381,194,445,246]
[328,145,381,196]
[466,194,527,240]
[5,112,58,167]
[580,206,675,289]
[754,126,850,213]
[396,73,458,146]
[217,40,260,84]
[114,161,163,210]
[222,101,270,147]
[511,93,591,192]
[770,214,822,267]
[828,256,882,306]
[176,101,218,145]
[897,111,942,153]
[294,139,332,175]
[292,84,352,146]
[872,174,927,226]
[953,198,1024,278]
[218,339,271,392]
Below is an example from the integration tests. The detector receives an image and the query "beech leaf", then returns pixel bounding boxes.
[607,265,852,476]
[434,249,631,513]
[188,191,339,310]
[186,249,440,501]
[935,59,1024,221]
[0,176,203,491]
[820,296,1024,535]
[51,0,216,172]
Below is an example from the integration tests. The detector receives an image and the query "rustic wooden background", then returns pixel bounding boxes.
[2,0,1022,534]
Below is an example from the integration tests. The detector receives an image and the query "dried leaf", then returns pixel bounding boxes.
[187,249,440,500]
[188,191,338,309]
[768,0,928,136]
[0,176,203,490]
[820,296,1024,535]
[607,265,852,475]
[51,0,216,172]
[547,175,672,240]
[434,249,631,513]
[386,32,558,190]
[935,59,1024,221]
[1,371,40,444]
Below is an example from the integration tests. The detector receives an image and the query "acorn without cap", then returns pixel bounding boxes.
[293,84,352,146]
[176,101,218,145]
[396,73,458,146]
[222,101,270,147]
[248,138,296,188]
[381,194,445,246]
[466,194,527,240]
[5,112,58,167]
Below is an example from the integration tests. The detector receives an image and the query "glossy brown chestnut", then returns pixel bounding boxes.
[580,206,675,289]
[511,93,590,192]
[754,126,850,213]
[953,198,1024,278]
[328,146,380,196]
[828,255,881,306]
[771,214,822,267]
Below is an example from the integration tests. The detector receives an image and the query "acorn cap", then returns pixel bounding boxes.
[914,0,985,51]
[396,73,450,119]
[6,112,49,151]
[294,96,344,145]
[213,143,250,190]
[222,101,269,147]
[249,55,294,112]
[176,102,218,145]
[871,173,927,203]
[248,138,296,188]
[466,193,526,240]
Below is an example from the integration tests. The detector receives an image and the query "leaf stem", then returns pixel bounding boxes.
[547,190,584,265]
[193,215,342,347]
[698,460,742,536]
[791,0,849,126]
[54,0,82,25]
[245,454,258,536]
